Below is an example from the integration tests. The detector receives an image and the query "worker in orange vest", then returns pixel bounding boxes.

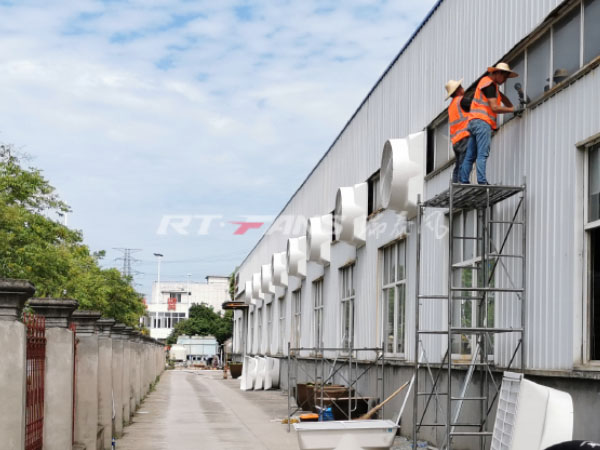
[445,79,471,183]
[459,62,518,184]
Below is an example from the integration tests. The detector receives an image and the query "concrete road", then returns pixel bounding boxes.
[116,369,300,450]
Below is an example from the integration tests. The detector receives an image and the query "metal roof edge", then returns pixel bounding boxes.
[236,0,445,273]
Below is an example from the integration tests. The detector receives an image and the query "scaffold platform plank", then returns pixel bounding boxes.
[423,184,524,209]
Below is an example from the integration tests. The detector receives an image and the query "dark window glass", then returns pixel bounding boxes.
[426,127,435,174]
[553,6,581,85]
[434,118,450,171]
[585,0,600,64]
[368,174,380,214]
[504,54,525,121]
[590,227,600,359]
[527,32,551,99]
[590,145,600,222]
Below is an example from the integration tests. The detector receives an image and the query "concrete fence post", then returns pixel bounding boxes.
[96,318,114,450]
[111,324,125,438]
[134,333,142,407]
[70,310,101,450]
[0,279,35,450]
[122,327,133,424]
[28,298,78,450]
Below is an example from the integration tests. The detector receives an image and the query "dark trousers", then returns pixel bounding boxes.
[452,137,468,183]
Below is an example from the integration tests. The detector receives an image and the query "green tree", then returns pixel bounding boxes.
[166,303,233,345]
[0,145,145,326]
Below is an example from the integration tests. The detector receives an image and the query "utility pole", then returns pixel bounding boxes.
[114,248,142,284]
[153,253,164,304]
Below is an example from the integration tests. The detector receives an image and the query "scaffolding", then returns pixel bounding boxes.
[413,183,526,450]
[287,346,385,429]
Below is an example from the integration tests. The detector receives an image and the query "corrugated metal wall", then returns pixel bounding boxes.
[233,0,600,371]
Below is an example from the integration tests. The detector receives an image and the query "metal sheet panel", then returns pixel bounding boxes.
[234,0,598,371]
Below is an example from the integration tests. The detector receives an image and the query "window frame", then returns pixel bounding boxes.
[450,210,483,362]
[313,278,324,352]
[249,310,254,354]
[381,240,408,358]
[426,113,452,176]
[267,302,273,355]
[257,306,263,354]
[278,296,286,355]
[340,264,356,351]
[292,288,302,351]
[368,170,382,216]
[502,0,600,113]
[583,139,600,364]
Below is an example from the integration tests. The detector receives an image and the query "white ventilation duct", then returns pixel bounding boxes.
[244,280,252,304]
[307,214,332,264]
[271,252,288,288]
[251,272,262,299]
[287,236,307,278]
[490,371,573,450]
[334,183,368,246]
[261,263,275,294]
[380,131,425,218]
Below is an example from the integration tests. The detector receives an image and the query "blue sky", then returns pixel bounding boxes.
[0,0,436,299]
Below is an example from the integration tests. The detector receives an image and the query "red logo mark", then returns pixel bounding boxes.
[230,222,264,235]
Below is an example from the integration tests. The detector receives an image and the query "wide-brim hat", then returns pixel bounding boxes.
[487,62,519,78]
[445,78,463,100]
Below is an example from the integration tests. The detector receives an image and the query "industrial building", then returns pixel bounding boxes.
[231,0,600,448]
[147,275,229,339]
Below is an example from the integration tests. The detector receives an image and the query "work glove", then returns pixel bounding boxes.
[514,106,525,118]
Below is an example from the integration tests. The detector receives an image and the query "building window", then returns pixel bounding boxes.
[426,117,450,175]
[553,6,581,81]
[249,311,254,354]
[292,289,302,350]
[450,210,495,360]
[340,265,355,350]
[505,1,600,104]
[168,292,183,303]
[257,306,263,353]
[382,241,407,356]
[279,296,286,354]
[586,143,600,360]
[267,302,273,355]
[503,53,525,121]
[313,279,324,350]
[368,171,381,215]
[584,0,600,64]
[527,31,551,100]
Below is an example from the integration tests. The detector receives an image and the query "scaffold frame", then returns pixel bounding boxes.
[413,182,527,450]
[286,345,385,430]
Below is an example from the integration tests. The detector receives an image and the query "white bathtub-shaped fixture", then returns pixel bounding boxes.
[294,420,398,450]
[254,357,265,390]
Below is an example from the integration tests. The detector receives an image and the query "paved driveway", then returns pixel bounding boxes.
[116,369,300,450]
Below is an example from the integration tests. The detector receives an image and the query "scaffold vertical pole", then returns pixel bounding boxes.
[413,195,422,449]
[521,181,527,371]
[447,183,454,450]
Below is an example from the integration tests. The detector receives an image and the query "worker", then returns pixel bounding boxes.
[445,79,471,183]
[459,62,519,185]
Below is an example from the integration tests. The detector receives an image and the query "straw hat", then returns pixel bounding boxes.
[487,62,518,78]
[445,78,463,100]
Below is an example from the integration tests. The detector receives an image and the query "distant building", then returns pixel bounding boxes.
[147,275,229,340]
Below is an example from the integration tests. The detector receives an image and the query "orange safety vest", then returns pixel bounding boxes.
[448,95,470,145]
[469,75,499,130]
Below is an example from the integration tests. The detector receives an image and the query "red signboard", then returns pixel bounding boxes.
[167,297,177,311]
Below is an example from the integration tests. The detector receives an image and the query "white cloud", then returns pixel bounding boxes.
[0,0,437,295]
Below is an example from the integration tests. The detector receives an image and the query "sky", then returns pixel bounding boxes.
[0,0,437,300]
